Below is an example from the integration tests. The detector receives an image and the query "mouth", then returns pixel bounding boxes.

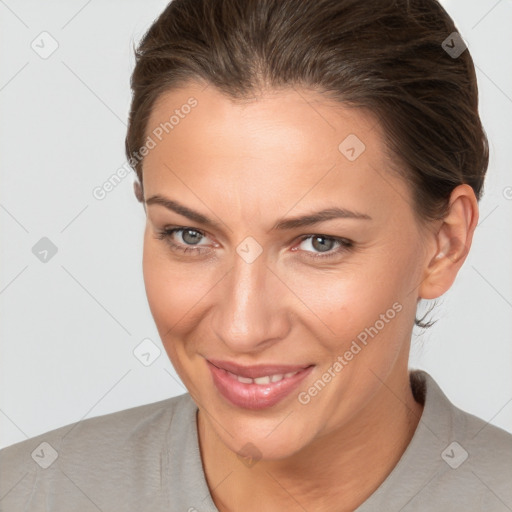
[206,358,315,410]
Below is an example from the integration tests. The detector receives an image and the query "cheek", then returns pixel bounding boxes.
[281,260,400,340]
[142,240,208,392]
[142,236,214,347]
[288,248,416,367]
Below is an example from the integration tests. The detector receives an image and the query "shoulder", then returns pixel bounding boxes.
[410,370,512,510]
[448,391,512,498]
[440,402,512,510]
[412,369,512,465]
[453,398,512,464]
[360,370,512,512]
[0,393,195,510]
[0,392,191,460]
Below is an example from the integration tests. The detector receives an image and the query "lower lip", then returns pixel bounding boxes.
[207,361,314,410]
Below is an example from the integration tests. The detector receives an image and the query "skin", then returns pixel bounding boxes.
[138,81,478,511]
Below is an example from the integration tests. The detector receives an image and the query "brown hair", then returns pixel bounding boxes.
[125,0,489,329]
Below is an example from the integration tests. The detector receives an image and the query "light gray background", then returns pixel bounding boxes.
[0,0,511,450]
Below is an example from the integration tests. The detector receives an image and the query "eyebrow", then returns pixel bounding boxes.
[145,195,372,231]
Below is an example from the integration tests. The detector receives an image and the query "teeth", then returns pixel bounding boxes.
[227,370,300,384]
[254,376,271,385]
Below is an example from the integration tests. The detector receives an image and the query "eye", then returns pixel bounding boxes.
[154,226,354,261]
[154,226,212,255]
[294,234,353,260]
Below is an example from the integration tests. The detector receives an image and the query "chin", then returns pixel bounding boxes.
[214,416,315,462]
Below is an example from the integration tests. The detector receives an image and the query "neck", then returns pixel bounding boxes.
[198,367,424,512]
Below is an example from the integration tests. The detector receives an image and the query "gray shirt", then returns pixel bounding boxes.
[1,369,511,511]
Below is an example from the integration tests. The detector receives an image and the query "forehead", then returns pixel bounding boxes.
[145,83,379,155]
[142,83,413,223]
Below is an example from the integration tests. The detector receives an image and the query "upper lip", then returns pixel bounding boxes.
[207,358,313,379]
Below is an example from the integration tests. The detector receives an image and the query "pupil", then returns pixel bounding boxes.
[312,236,332,252]
[183,229,201,245]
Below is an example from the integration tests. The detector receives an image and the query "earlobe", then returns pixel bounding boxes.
[418,184,479,300]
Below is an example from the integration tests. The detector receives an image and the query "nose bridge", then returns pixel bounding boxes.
[211,247,288,351]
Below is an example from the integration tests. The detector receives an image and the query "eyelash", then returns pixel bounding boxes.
[155,226,354,260]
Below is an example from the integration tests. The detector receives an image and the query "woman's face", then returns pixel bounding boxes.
[141,82,431,459]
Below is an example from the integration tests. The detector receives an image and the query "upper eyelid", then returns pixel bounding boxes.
[161,227,353,262]
[166,226,347,246]
[165,225,342,238]
[167,226,211,244]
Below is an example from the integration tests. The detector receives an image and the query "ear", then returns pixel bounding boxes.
[418,184,479,300]
[133,180,144,203]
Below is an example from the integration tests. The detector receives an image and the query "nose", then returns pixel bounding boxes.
[209,249,291,354]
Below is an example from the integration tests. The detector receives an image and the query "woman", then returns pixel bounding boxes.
[1,0,511,510]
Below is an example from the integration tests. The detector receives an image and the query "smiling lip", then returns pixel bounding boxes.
[206,359,314,410]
